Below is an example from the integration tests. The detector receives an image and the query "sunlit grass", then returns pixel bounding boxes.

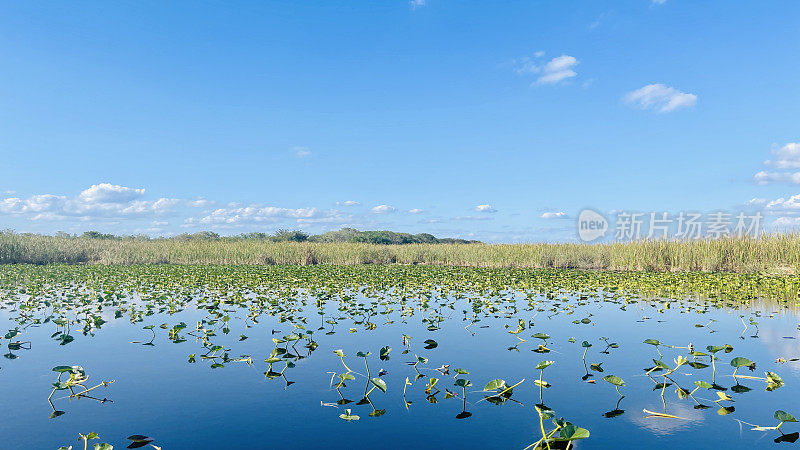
[2,232,800,273]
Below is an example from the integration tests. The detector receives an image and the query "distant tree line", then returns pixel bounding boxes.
[307,228,479,244]
[11,228,480,245]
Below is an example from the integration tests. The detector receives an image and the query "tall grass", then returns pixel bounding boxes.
[1,233,800,273]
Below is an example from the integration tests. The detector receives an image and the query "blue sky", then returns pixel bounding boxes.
[1,0,799,242]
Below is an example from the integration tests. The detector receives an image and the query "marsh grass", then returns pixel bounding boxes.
[2,232,800,273]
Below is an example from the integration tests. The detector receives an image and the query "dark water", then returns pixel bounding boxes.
[1,294,799,449]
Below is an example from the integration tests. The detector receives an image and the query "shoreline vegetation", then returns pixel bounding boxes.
[1,229,800,273]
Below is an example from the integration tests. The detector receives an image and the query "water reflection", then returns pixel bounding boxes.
[631,402,704,436]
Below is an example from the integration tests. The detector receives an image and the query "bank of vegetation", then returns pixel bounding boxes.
[1,229,800,273]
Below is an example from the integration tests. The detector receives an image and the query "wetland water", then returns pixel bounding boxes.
[0,265,799,449]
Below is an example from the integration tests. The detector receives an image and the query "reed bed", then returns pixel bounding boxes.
[1,233,800,273]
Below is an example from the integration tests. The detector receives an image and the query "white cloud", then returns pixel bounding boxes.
[0,197,23,213]
[371,204,396,214]
[765,143,800,169]
[79,183,145,203]
[541,211,567,219]
[121,198,181,215]
[537,55,579,85]
[0,184,178,221]
[409,0,426,9]
[24,194,67,213]
[516,54,579,85]
[774,217,800,227]
[744,197,767,206]
[408,208,424,214]
[189,198,212,208]
[475,204,497,213]
[337,200,360,206]
[742,194,800,226]
[623,84,697,112]
[293,146,312,158]
[752,143,800,185]
[754,171,800,185]
[765,194,800,212]
[198,206,326,224]
[296,215,350,224]
[454,215,493,221]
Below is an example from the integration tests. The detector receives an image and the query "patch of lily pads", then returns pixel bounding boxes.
[0,264,798,447]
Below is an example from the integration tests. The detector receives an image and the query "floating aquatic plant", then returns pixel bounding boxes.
[730,356,755,378]
[535,360,554,389]
[479,378,524,405]
[749,410,798,432]
[48,365,114,418]
[643,339,663,358]
[57,432,113,450]
[603,375,625,397]
[339,408,360,421]
[527,406,590,450]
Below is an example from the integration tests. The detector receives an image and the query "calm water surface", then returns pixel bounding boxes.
[1,292,799,449]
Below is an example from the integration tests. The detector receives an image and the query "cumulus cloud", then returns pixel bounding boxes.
[744,197,767,206]
[371,204,396,214]
[79,183,145,203]
[183,202,352,229]
[764,143,800,170]
[337,200,360,206]
[198,206,324,224]
[516,54,579,85]
[121,198,181,215]
[475,204,497,213]
[408,208,424,214]
[765,194,800,212]
[541,211,567,219]
[752,143,800,185]
[0,183,177,221]
[293,146,312,158]
[730,194,800,230]
[0,197,23,213]
[754,171,800,185]
[537,55,579,84]
[623,84,697,112]
[774,217,800,227]
[740,193,800,231]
